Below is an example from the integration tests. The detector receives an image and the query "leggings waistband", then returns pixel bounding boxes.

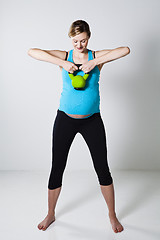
[57,109,100,120]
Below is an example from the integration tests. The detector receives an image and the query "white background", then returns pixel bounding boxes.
[1,0,160,171]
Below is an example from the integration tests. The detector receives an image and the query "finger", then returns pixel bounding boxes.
[74,65,78,70]
[69,69,74,73]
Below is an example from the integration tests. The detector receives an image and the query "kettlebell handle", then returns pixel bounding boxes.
[75,64,82,68]
[68,63,89,74]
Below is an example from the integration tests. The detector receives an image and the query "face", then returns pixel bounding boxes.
[71,32,89,52]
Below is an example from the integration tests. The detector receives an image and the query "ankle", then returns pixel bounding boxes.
[109,212,116,218]
[48,210,55,216]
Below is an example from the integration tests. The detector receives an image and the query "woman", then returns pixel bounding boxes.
[28,20,130,233]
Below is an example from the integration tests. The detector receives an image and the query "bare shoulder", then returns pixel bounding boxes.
[91,49,112,72]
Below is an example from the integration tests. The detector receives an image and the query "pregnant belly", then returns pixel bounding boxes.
[65,113,92,118]
[59,88,99,116]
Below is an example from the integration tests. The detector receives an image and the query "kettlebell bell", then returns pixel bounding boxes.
[68,64,89,90]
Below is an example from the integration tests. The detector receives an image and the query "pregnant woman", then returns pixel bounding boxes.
[28,19,130,233]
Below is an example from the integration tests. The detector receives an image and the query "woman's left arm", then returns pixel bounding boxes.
[94,47,130,66]
[79,47,130,73]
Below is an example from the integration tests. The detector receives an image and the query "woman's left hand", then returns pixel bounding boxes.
[79,59,97,73]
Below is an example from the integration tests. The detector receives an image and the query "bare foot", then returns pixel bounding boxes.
[109,214,124,233]
[37,213,55,231]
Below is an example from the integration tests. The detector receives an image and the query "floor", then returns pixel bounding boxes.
[0,169,159,240]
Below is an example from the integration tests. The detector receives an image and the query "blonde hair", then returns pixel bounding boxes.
[68,20,91,39]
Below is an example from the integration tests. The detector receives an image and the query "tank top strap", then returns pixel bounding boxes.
[88,49,93,61]
[67,49,73,62]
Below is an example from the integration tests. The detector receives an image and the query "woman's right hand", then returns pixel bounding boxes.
[62,61,78,73]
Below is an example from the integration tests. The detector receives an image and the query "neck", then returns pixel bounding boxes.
[73,48,88,59]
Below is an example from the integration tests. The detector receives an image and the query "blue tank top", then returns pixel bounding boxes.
[58,49,100,115]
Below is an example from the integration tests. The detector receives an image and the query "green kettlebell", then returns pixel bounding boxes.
[68,64,89,90]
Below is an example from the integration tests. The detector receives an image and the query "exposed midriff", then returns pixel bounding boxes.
[65,113,92,118]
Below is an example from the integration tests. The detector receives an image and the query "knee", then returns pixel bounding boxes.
[99,177,113,186]
[48,168,63,190]
[48,174,62,189]
[48,183,62,190]
[98,171,113,186]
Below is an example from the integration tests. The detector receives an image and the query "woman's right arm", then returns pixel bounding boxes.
[27,48,65,67]
[27,48,78,73]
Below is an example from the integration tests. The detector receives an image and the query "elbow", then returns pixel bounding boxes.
[27,48,39,56]
[125,46,130,54]
[28,48,33,56]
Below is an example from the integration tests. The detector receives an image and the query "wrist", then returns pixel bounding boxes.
[93,58,98,66]
[59,59,65,68]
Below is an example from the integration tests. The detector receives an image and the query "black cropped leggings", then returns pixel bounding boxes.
[48,109,113,190]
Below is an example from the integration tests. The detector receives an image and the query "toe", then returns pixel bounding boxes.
[42,226,47,231]
[38,224,42,229]
[118,226,123,232]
